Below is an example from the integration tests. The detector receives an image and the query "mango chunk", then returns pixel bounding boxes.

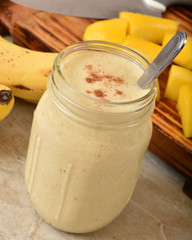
[119,11,135,33]
[165,65,192,101]
[119,11,178,44]
[162,33,192,70]
[177,85,192,138]
[119,11,135,23]
[83,19,127,44]
[122,35,162,62]
[125,46,153,63]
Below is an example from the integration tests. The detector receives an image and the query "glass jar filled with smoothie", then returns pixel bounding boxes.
[25,41,157,233]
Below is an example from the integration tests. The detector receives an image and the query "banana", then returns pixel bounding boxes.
[0,84,15,121]
[0,36,58,103]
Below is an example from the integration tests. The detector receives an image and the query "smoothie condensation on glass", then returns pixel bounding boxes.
[25,42,156,233]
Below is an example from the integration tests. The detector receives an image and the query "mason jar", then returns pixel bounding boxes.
[25,41,157,233]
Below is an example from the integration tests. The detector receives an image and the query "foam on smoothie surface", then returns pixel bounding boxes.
[62,51,149,102]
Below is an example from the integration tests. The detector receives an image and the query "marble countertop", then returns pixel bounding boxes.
[0,98,192,240]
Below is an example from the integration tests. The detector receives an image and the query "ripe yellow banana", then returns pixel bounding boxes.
[0,84,15,121]
[0,36,58,103]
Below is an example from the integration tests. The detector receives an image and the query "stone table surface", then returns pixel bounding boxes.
[0,98,192,240]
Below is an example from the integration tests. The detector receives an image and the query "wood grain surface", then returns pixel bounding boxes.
[0,0,37,35]
[14,12,95,52]
[0,1,191,193]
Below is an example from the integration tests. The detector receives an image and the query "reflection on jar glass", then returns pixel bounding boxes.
[25,41,157,233]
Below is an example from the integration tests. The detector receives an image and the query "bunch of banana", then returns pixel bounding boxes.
[0,84,15,121]
[0,36,58,103]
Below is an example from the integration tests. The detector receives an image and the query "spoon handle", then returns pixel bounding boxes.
[138,31,187,89]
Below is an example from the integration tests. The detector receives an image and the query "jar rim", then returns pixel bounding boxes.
[52,40,157,112]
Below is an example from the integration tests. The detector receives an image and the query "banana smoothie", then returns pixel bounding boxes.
[25,42,156,233]
[61,51,149,102]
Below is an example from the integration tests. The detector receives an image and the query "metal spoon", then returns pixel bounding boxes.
[138,31,187,89]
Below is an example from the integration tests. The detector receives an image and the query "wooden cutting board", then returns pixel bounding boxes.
[0,1,192,196]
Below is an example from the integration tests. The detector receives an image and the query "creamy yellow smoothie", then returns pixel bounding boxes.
[25,42,156,233]
[61,51,149,102]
